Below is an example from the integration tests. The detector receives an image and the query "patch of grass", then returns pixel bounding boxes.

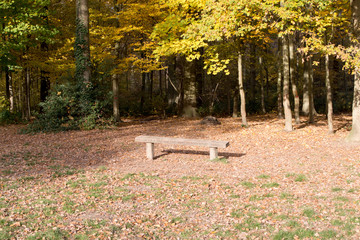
[332,187,343,192]
[287,220,300,228]
[63,198,76,213]
[295,174,307,182]
[234,217,261,231]
[280,192,294,199]
[86,219,107,229]
[209,157,228,164]
[230,209,244,218]
[170,217,183,224]
[20,176,35,182]
[285,173,296,177]
[181,176,203,181]
[249,195,263,201]
[331,219,344,226]
[273,228,315,240]
[319,229,337,239]
[240,181,256,189]
[1,169,14,175]
[121,173,136,180]
[257,174,270,179]
[302,208,316,218]
[122,194,136,202]
[229,194,240,199]
[27,228,70,240]
[334,196,349,202]
[97,166,107,171]
[348,188,357,193]
[261,182,279,188]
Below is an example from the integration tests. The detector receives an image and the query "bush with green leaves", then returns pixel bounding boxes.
[23,82,106,132]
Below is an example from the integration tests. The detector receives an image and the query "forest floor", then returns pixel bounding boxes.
[1,114,360,239]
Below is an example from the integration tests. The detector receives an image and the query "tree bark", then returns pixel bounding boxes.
[24,68,31,120]
[5,68,14,112]
[282,36,293,131]
[40,42,50,103]
[302,57,310,116]
[259,56,266,114]
[289,35,300,124]
[183,60,199,118]
[75,0,91,84]
[238,53,248,127]
[308,58,315,123]
[325,54,334,133]
[348,0,360,141]
[277,39,284,119]
[112,71,120,122]
[232,90,238,118]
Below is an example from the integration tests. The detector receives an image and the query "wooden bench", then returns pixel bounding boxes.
[135,135,229,160]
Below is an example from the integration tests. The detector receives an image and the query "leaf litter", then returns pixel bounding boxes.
[1,114,360,239]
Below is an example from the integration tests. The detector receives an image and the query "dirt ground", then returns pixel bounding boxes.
[1,114,358,181]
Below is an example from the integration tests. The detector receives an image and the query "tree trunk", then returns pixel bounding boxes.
[277,67,284,119]
[348,0,360,141]
[75,0,91,84]
[24,68,31,120]
[308,58,314,123]
[302,58,310,116]
[289,35,300,124]
[232,90,238,118]
[112,72,120,122]
[277,40,284,119]
[140,71,146,112]
[5,68,14,112]
[238,53,248,127]
[325,54,334,133]
[259,56,266,114]
[282,36,293,131]
[183,60,198,118]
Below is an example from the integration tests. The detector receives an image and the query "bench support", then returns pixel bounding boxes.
[146,142,154,160]
[210,147,218,160]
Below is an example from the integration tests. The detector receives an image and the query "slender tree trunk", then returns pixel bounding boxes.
[24,68,31,120]
[112,71,120,122]
[348,0,360,141]
[282,36,293,131]
[112,1,121,122]
[325,54,334,133]
[303,57,310,115]
[277,39,284,119]
[259,56,266,114]
[289,35,300,124]
[40,42,50,103]
[249,44,256,102]
[238,53,248,127]
[277,67,284,119]
[233,91,239,118]
[183,60,198,118]
[140,71,146,112]
[5,68,14,112]
[308,58,314,123]
[75,0,91,84]
[150,71,153,102]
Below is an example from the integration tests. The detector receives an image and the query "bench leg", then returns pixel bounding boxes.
[209,147,218,160]
[146,143,154,160]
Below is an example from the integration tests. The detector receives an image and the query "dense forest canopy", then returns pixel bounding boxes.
[1,0,360,140]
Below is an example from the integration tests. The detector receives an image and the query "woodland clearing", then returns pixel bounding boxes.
[1,115,360,239]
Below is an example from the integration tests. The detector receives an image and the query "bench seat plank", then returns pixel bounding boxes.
[135,135,229,148]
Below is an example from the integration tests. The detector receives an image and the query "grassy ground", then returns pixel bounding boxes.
[1,115,360,239]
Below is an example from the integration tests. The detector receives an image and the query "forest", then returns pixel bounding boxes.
[4,1,360,239]
[0,0,360,140]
